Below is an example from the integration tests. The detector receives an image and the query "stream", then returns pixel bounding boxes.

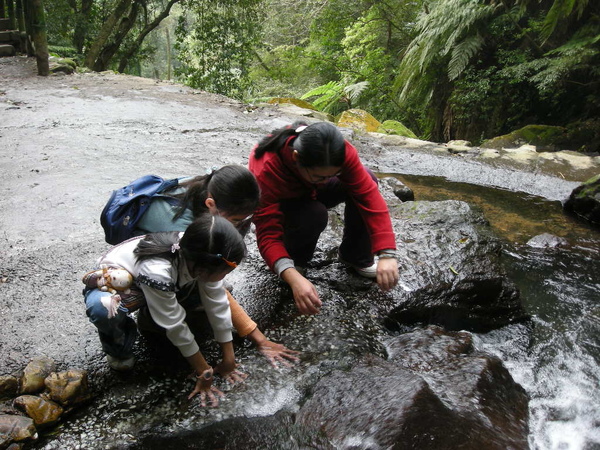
[396,174,600,450]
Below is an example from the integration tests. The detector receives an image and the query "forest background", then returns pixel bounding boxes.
[37,0,600,148]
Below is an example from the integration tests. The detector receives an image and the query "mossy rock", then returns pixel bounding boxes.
[481,125,567,151]
[337,109,381,133]
[563,174,600,227]
[377,120,417,138]
[267,97,317,111]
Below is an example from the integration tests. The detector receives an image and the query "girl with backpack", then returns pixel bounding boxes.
[126,165,299,369]
[135,165,259,237]
[249,122,400,315]
[85,215,249,406]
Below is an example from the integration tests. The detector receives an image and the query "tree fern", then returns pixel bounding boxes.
[395,0,499,95]
[448,33,485,80]
[301,80,369,113]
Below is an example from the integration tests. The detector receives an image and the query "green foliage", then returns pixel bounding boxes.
[392,0,600,142]
[175,0,262,99]
[48,45,79,58]
[300,80,369,115]
[540,0,590,43]
[395,0,500,104]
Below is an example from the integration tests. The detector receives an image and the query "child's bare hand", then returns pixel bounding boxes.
[189,383,225,407]
[257,340,300,368]
[214,362,248,386]
[187,368,225,407]
[222,369,248,385]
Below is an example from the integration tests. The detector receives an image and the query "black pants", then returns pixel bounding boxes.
[280,169,377,268]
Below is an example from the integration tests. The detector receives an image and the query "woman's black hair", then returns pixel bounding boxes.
[253,121,346,168]
[171,165,259,220]
[134,214,246,275]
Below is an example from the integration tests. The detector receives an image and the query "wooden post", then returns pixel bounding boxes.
[15,0,28,53]
[7,0,17,30]
[0,0,5,19]
[22,0,33,55]
[27,0,49,75]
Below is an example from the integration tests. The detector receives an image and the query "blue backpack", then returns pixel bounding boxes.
[100,175,181,245]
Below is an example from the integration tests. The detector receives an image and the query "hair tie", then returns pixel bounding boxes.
[216,253,237,268]
[295,125,307,133]
[171,243,180,253]
[205,165,220,175]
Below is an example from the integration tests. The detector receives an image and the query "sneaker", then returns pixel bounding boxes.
[106,354,135,371]
[338,251,377,279]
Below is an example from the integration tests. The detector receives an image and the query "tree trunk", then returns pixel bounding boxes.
[7,0,17,30]
[27,0,49,75]
[166,27,171,80]
[22,0,34,55]
[84,0,132,70]
[15,0,27,52]
[93,1,139,71]
[117,0,180,73]
[72,0,93,54]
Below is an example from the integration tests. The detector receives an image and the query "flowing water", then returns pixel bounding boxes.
[395,174,600,450]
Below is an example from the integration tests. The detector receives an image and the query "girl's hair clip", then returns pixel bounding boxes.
[216,253,237,268]
[171,243,180,253]
[205,165,220,175]
[295,125,307,133]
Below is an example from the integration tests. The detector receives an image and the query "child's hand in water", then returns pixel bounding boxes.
[257,340,300,368]
[214,361,248,386]
[188,368,224,407]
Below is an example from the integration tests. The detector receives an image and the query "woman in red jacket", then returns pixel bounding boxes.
[249,121,399,315]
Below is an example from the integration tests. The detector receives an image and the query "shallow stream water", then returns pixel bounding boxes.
[395,174,600,450]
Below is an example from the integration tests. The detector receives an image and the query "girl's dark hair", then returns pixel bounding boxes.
[253,121,346,168]
[135,214,246,275]
[171,165,259,220]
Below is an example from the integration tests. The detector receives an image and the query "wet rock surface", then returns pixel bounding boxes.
[297,326,528,450]
[564,174,600,227]
[526,233,569,248]
[1,56,597,448]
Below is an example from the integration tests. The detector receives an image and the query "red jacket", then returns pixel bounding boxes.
[249,136,397,271]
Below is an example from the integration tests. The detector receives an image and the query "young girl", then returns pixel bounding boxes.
[125,165,298,368]
[136,165,259,236]
[85,214,247,407]
[249,121,400,315]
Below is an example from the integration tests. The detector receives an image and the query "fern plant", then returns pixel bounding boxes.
[300,80,369,113]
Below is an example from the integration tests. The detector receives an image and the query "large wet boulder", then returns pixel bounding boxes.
[387,326,529,448]
[235,199,527,334]
[563,174,600,227]
[128,412,311,450]
[296,326,528,449]
[383,200,527,332]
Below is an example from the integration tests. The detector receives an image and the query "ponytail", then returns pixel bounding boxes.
[253,120,309,159]
[254,121,346,168]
